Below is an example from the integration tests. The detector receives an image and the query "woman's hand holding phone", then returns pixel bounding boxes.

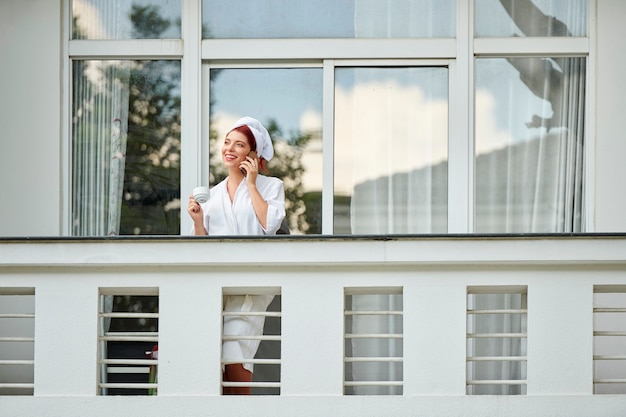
[240,151,258,176]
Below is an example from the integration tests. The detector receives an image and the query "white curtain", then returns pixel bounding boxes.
[338,66,448,235]
[475,56,585,233]
[72,61,130,236]
[467,292,527,395]
[345,294,403,395]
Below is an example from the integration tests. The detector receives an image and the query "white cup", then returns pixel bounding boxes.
[192,186,210,203]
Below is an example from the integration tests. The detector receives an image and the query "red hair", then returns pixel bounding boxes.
[229,124,269,173]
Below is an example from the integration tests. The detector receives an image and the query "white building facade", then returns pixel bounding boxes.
[2,1,626,416]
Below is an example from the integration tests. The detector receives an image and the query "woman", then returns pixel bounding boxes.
[187,116,286,394]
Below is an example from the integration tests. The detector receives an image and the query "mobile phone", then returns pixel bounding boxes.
[240,151,258,175]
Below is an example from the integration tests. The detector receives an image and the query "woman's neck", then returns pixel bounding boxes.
[226,168,244,202]
[227,167,244,183]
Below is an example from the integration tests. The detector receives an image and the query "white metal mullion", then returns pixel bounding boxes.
[100,312,159,319]
[467,379,527,386]
[101,359,157,366]
[333,59,450,67]
[222,335,281,341]
[0,360,34,365]
[0,337,35,342]
[344,381,403,387]
[99,288,159,296]
[98,294,108,395]
[222,381,281,388]
[222,311,282,317]
[201,64,211,186]
[584,0,597,232]
[202,39,455,60]
[99,382,157,389]
[473,37,589,56]
[322,60,335,234]
[448,0,473,233]
[99,335,159,342]
[68,40,183,59]
[0,383,35,389]
[62,0,72,235]
[345,357,403,363]
[207,61,322,69]
[0,313,35,318]
[345,334,403,339]
[179,0,203,235]
[466,291,475,395]
[221,359,281,365]
[466,0,475,234]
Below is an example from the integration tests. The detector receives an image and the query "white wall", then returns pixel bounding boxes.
[0,0,62,236]
[595,0,626,232]
[2,237,626,416]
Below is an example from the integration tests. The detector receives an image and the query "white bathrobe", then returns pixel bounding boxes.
[191,174,285,372]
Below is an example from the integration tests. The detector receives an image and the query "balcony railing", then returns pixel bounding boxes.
[1,234,626,417]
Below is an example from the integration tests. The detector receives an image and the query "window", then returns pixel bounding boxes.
[475,0,587,37]
[334,66,448,234]
[0,288,35,396]
[474,57,585,233]
[344,288,403,395]
[207,67,323,234]
[98,290,159,395]
[72,60,181,236]
[72,0,182,39]
[221,289,281,395]
[67,1,590,236]
[201,0,456,39]
[593,286,626,394]
[467,287,528,395]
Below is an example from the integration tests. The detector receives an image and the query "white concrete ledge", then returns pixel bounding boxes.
[0,235,625,267]
[1,395,626,417]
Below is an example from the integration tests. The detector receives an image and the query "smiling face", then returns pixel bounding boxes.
[222,130,252,169]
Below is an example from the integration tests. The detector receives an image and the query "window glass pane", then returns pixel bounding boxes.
[202,0,454,39]
[334,67,448,234]
[72,60,181,236]
[208,68,323,234]
[474,57,585,233]
[72,0,181,39]
[475,0,587,37]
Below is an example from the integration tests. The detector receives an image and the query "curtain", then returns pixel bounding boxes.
[467,292,527,395]
[337,66,448,235]
[72,61,130,236]
[475,56,585,233]
[345,294,403,395]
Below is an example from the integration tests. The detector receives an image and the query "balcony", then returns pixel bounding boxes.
[1,235,626,417]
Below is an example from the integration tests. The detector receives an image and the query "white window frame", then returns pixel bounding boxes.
[61,0,596,235]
